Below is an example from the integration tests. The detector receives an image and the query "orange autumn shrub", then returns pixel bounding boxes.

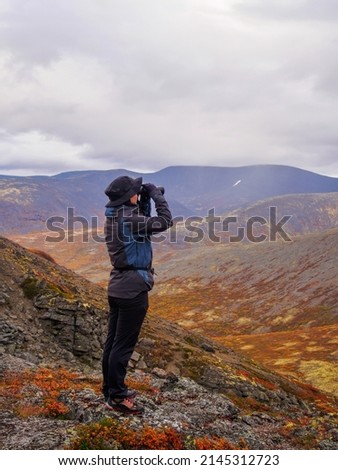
[194,436,236,450]
[3,367,86,418]
[69,418,238,450]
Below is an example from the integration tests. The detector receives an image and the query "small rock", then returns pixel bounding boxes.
[138,359,147,369]
[288,394,298,405]
[19,352,40,364]
[201,343,215,353]
[318,440,338,450]
[241,415,254,426]
[240,387,250,398]
[130,351,141,362]
[256,391,269,402]
[166,372,179,383]
[139,337,155,348]
[166,363,181,376]
[63,351,74,362]
[152,367,167,379]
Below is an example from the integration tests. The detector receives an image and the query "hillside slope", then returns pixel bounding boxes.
[150,228,338,394]
[1,236,337,450]
[226,192,338,239]
[153,228,338,333]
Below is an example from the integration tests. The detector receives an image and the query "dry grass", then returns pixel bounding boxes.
[218,325,338,396]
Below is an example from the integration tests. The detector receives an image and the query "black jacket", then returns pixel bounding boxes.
[104,190,172,298]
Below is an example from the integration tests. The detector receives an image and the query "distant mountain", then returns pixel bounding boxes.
[153,165,338,213]
[1,236,337,450]
[1,164,338,234]
[225,192,338,239]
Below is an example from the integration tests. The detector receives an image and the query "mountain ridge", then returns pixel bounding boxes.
[2,164,338,234]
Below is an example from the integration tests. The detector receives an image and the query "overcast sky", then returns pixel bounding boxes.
[0,0,338,176]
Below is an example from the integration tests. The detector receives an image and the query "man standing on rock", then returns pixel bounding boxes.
[102,175,172,414]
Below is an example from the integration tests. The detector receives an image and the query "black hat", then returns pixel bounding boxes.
[104,176,143,207]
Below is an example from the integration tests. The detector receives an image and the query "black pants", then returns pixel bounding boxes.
[102,291,148,398]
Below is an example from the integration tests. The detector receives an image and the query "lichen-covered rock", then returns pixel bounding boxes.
[0,413,72,450]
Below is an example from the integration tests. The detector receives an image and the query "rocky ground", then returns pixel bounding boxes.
[1,353,337,450]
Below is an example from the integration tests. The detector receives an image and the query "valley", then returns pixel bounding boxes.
[0,235,337,450]
[1,165,337,441]
[8,225,338,396]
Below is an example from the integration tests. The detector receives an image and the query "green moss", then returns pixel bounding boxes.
[20,277,40,299]
[19,274,74,301]
[184,335,199,347]
[46,281,73,300]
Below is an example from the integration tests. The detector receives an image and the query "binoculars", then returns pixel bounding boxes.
[138,185,165,216]
[139,185,165,196]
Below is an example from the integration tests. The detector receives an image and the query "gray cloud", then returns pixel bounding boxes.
[235,0,338,22]
[0,0,338,176]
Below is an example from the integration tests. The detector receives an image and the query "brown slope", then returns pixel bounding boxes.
[152,228,338,334]
[217,325,338,396]
[227,192,338,237]
[149,228,338,393]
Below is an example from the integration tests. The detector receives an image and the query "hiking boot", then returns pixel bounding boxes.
[125,389,137,399]
[106,396,144,415]
[104,389,137,401]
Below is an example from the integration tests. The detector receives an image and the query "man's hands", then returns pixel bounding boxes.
[141,183,161,199]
